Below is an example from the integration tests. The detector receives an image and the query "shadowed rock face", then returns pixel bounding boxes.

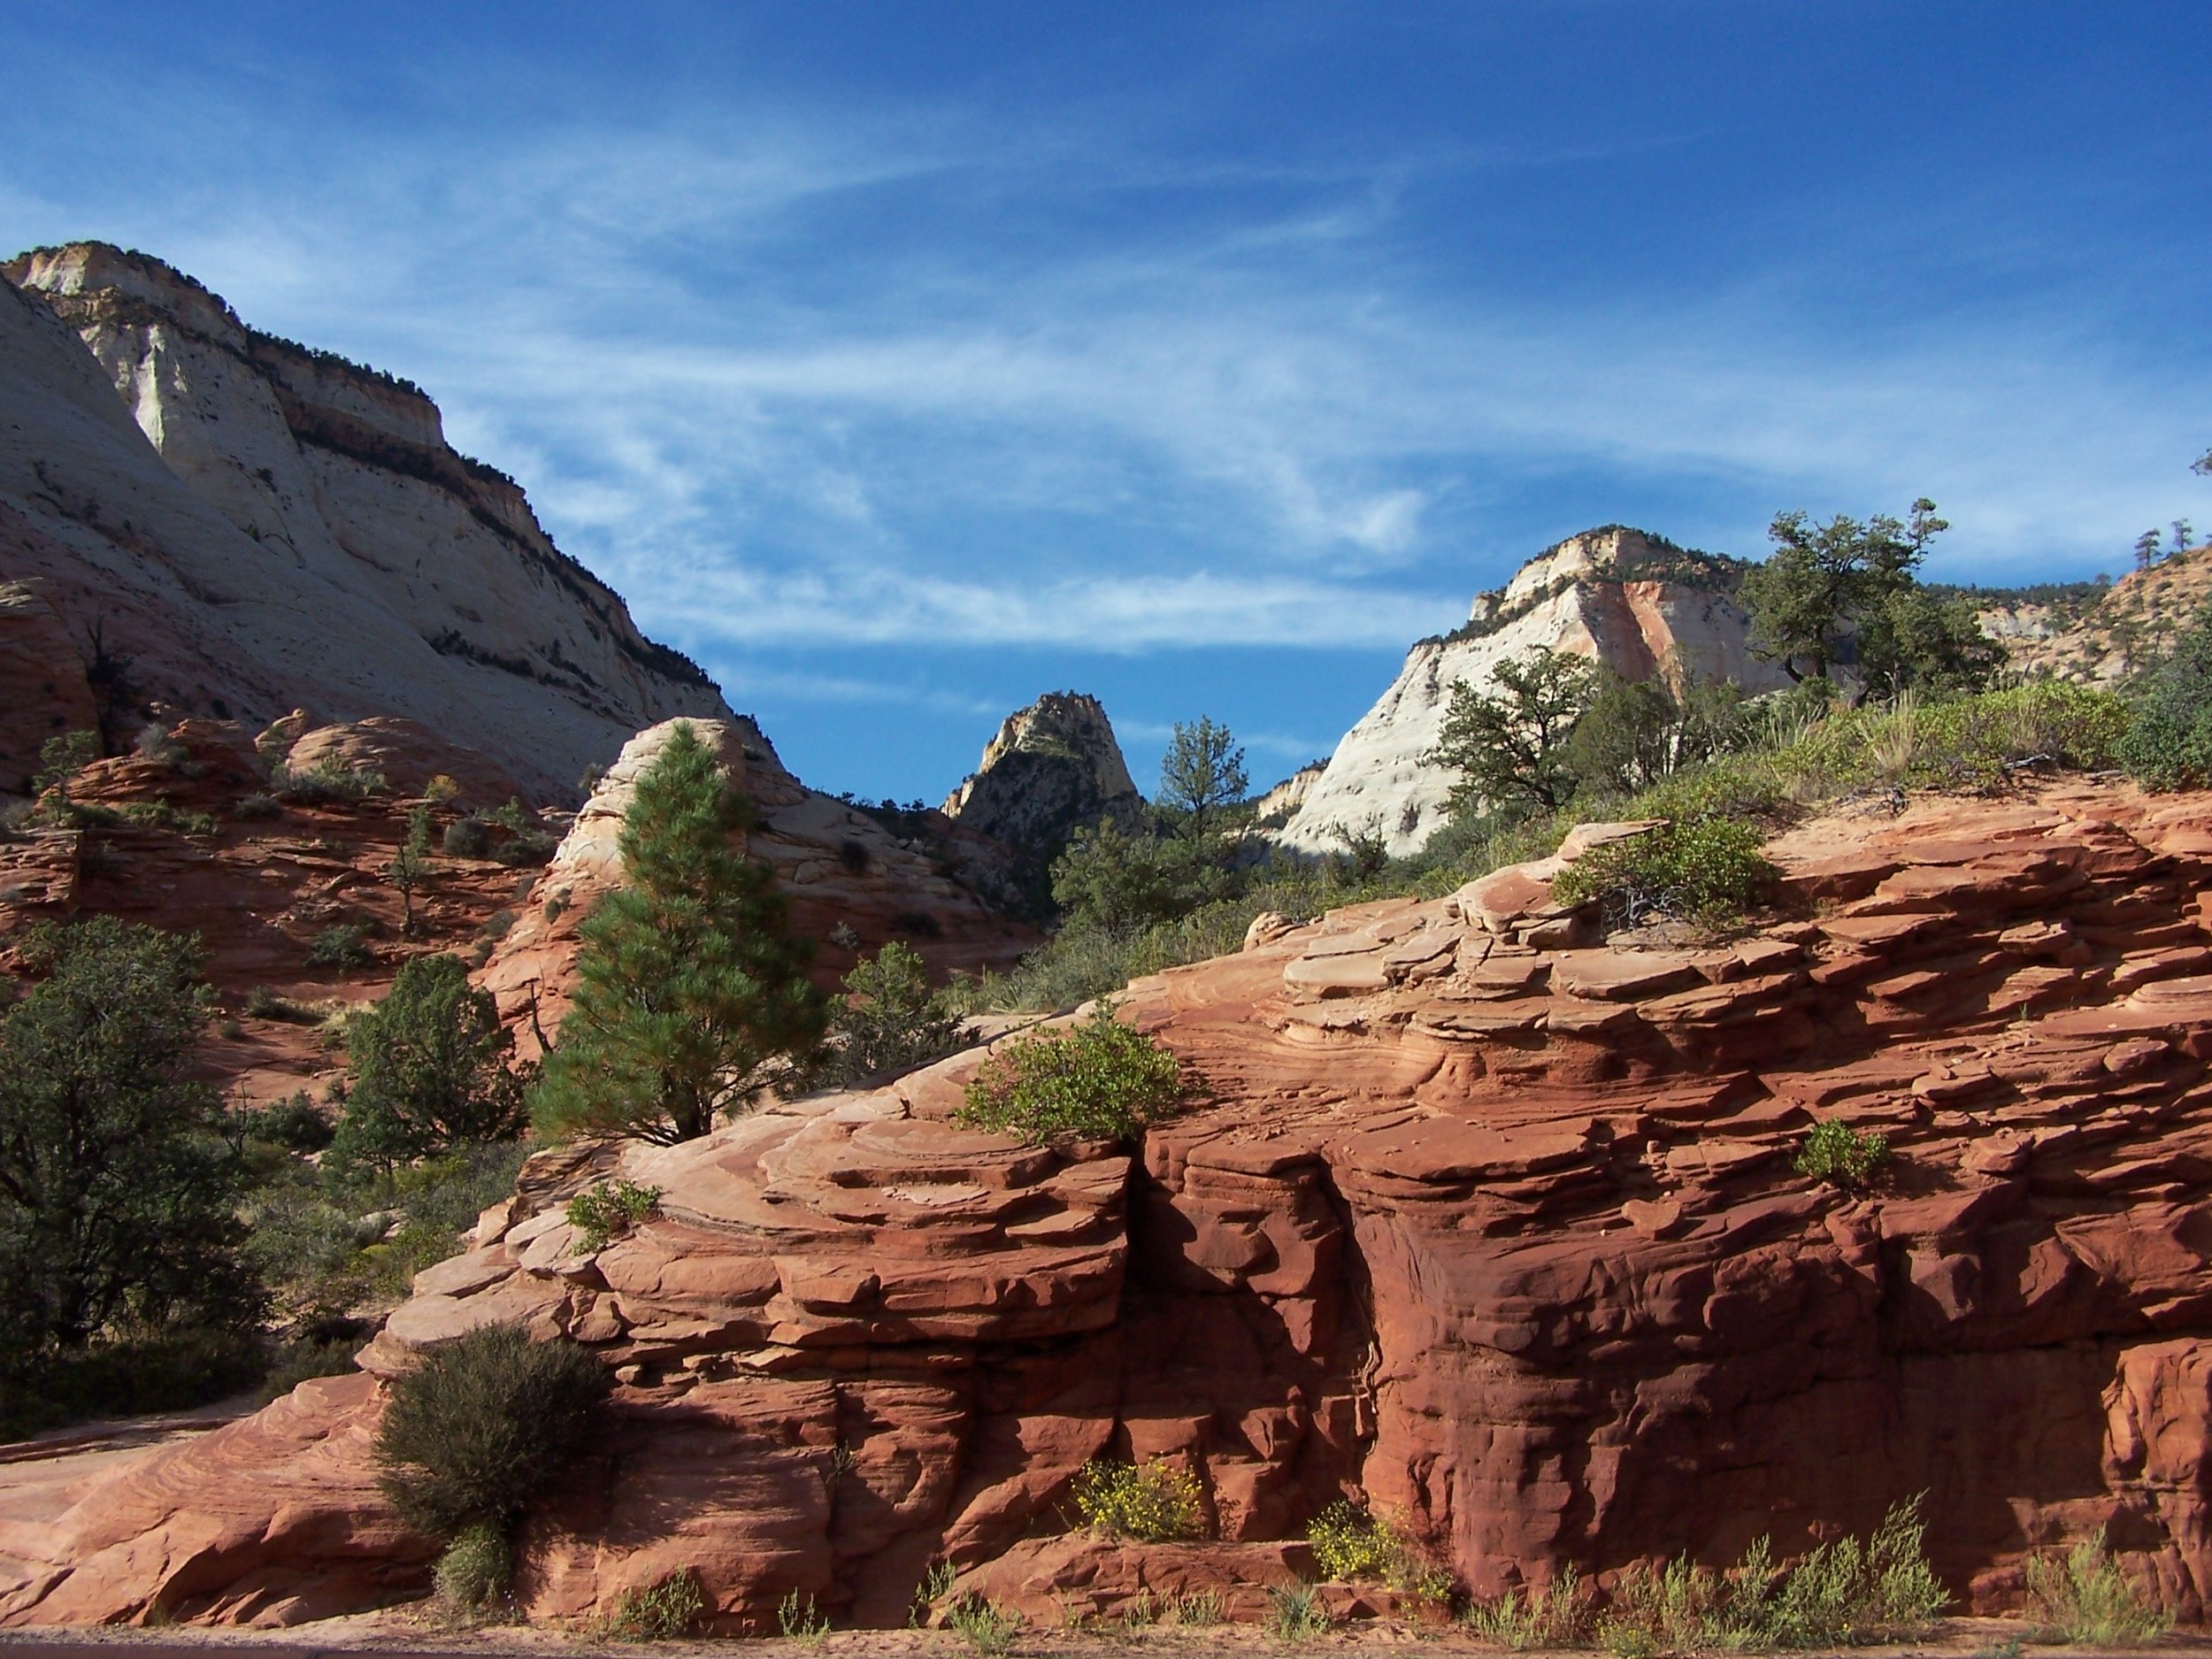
[7,782,2212,1632]
[0,242,729,802]
[941,692,1142,864]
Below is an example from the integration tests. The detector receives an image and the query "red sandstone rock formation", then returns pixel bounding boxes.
[5,782,2211,1633]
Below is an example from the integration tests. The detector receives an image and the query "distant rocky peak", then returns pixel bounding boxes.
[941,690,1141,860]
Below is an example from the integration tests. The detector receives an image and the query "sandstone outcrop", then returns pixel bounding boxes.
[1277,527,1792,859]
[0,243,730,800]
[480,719,1035,1062]
[10,780,2212,1632]
[941,692,1142,862]
[1977,545,2212,685]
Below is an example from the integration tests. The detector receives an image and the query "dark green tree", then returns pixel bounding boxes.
[532,723,826,1144]
[1855,586,2005,701]
[1049,816,1238,933]
[1740,498,1947,684]
[1560,671,1679,797]
[1428,647,1596,813]
[2136,529,2164,572]
[0,918,256,1348]
[826,941,971,1084]
[1157,717,1248,835]
[328,954,526,1178]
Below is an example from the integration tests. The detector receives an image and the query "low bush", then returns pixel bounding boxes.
[1554,817,1777,928]
[1464,1567,1594,1648]
[255,1333,360,1402]
[604,1569,706,1640]
[956,1005,1187,1145]
[424,773,462,804]
[1595,1499,1945,1653]
[119,801,219,836]
[946,1594,1017,1656]
[1305,1501,1455,1601]
[567,1179,663,1253]
[434,1521,511,1610]
[2116,605,2212,790]
[275,762,388,802]
[31,729,98,796]
[442,817,493,858]
[777,1588,830,1644]
[1909,681,2131,787]
[493,828,557,867]
[823,941,972,1086]
[1171,1588,1223,1625]
[232,793,284,820]
[307,923,373,970]
[373,1324,611,1538]
[240,1091,334,1152]
[1267,1581,1332,1641]
[2024,1527,2172,1647]
[1796,1120,1891,1190]
[1072,1457,1203,1540]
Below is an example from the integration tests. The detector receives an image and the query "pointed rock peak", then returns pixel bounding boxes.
[941,690,1141,858]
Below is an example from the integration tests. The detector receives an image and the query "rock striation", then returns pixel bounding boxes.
[9,780,2212,1632]
[1277,527,1792,859]
[0,243,731,800]
[941,692,1142,864]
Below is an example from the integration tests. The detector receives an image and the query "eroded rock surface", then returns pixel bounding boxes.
[9,783,2212,1632]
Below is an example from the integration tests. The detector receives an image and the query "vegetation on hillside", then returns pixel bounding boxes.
[532,721,826,1144]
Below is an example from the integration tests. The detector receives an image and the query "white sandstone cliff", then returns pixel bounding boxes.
[0,242,730,799]
[1277,527,1792,858]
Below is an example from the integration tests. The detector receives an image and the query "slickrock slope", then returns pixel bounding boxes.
[1279,528,1791,859]
[1978,546,2212,685]
[941,692,1142,861]
[481,719,1034,1061]
[8,782,2212,1632]
[0,243,730,799]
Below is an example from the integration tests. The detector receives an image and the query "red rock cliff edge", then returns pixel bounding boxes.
[4,782,2211,1632]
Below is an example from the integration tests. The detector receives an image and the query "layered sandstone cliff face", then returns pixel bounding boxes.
[941,691,1143,860]
[9,781,2210,1632]
[0,243,730,800]
[1978,547,2212,685]
[1277,528,1792,859]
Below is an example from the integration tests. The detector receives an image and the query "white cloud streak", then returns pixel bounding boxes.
[6,80,2202,666]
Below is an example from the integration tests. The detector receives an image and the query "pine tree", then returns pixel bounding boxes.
[328,954,526,1178]
[531,724,826,1144]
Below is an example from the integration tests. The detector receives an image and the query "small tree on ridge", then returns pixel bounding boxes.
[532,723,826,1144]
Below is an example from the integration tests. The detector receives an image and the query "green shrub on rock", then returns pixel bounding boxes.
[1554,818,1776,928]
[956,1004,1187,1146]
[1795,1120,1891,1191]
[2024,1526,2172,1647]
[1072,1458,1202,1540]
[373,1323,610,1538]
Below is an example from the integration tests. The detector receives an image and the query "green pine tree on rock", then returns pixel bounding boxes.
[532,723,826,1145]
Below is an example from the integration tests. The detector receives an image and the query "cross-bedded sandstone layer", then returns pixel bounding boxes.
[4,783,2209,1632]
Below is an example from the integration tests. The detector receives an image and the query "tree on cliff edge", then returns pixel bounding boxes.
[532,723,826,1145]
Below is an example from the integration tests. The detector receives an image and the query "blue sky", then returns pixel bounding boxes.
[4,3,2208,801]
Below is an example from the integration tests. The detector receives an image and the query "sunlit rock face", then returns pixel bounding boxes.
[1277,527,1791,859]
[11,782,2212,1632]
[1,242,730,803]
